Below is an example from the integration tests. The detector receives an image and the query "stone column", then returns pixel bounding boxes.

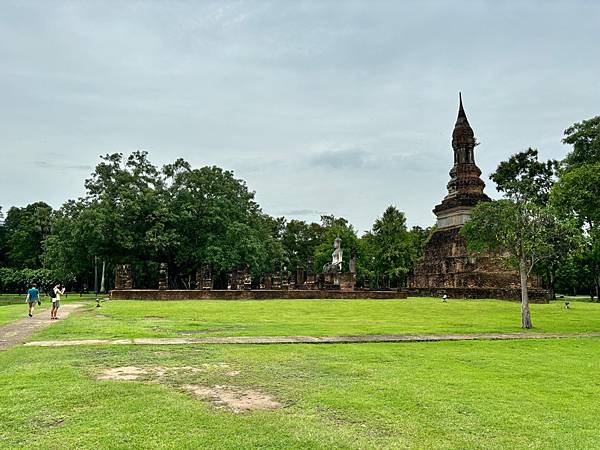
[272,273,281,290]
[243,272,252,290]
[263,274,272,290]
[115,264,133,290]
[197,265,212,290]
[296,266,306,287]
[158,263,168,290]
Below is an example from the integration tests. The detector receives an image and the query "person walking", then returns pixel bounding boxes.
[50,283,65,320]
[26,284,40,317]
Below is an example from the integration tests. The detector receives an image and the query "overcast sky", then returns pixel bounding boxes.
[1,0,599,233]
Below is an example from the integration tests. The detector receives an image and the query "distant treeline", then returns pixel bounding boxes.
[1,115,598,297]
[0,153,428,292]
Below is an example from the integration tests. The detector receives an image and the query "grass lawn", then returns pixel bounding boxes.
[1,338,599,449]
[0,293,95,326]
[31,297,600,342]
[0,304,49,326]
[3,297,600,449]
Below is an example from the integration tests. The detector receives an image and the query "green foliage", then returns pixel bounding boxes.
[463,148,581,326]
[163,164,281,278]
[552,117,600,299]
[360,206,416,287]
[42,152,286,288]
[462,201,578,272]
[562,115,600,169]
[490,148,557,205]
[0,267,66,293]
[551,162,600,228]
[0,202,53,269]
[280,219,324,271]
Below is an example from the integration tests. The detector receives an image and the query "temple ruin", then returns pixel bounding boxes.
[409,94,546,301]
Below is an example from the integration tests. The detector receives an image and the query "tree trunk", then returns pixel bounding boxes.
[548,269,556,301]
[519,259,533,329]
[100,260,106,293]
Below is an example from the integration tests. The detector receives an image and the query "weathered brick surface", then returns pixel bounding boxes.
[110,289,408,301]
[406,286,548,303]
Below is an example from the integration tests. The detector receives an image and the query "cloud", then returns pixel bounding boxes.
[33,161,91,171]
[276,208,326,216]
[307,148,367,170]
[305,147,446,173]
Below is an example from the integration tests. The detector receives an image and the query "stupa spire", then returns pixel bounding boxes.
[452,93,474,149]
[432,93,489,229]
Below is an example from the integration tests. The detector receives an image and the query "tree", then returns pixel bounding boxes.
[551,116,600,299]
[280,219,324,274]
[163,162,281,283]
[362,206,415,288]
[490,148,557,206]
[562,116,600,169]
[0,207,7,266]
[462,201,577,328]
[462,149,576,328]
[2,202,53,269]
[551,167,600,299]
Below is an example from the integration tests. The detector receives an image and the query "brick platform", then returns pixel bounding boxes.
[406,287,548,303]
[110,289,408,301]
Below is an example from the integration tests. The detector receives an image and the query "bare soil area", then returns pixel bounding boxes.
[181,384,282,413]
[96,364,278,412]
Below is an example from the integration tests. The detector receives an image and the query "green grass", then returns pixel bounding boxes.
[0,292,94,325]
[3,297,600,448]
[0,303,50,326]
[31,297,600,341]
[1,338,599,449]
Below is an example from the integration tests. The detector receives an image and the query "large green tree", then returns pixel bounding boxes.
[163,161,283,283]
[361,206,415,288]
[561,116,600,169]
[44,152,283,289]
[550,116,600,299]
[462,149,577,328]
[1,202,53,269]
[279,219,324,274]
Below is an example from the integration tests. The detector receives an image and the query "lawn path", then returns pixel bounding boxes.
[0,304,84,351]
[24,330,600,347]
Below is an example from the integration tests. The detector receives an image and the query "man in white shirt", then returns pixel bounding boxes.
[51,283,65,320]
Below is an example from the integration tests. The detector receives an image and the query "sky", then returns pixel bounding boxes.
[1,0,599,233]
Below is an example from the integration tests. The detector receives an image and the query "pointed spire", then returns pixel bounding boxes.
[452,92,474,146]
[455,92,468,125]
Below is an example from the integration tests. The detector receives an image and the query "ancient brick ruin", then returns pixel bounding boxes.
[410,95,546,301]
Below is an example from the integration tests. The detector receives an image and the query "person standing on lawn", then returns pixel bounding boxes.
[51,283,65,320]
[25,284,40,317]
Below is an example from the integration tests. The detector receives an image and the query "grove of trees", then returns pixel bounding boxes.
[1,114,598,314]
[0,152,426,293]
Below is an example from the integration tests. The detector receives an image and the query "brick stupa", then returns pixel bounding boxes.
[410,95,544,299]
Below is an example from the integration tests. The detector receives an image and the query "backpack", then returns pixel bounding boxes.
[49,288,56,299]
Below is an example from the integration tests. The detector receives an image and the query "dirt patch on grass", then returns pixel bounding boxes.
[182,384,282,413]
[97,365,208,381]
[43,418,65,429]
[97,366,148,381]
[95,365,276,413]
